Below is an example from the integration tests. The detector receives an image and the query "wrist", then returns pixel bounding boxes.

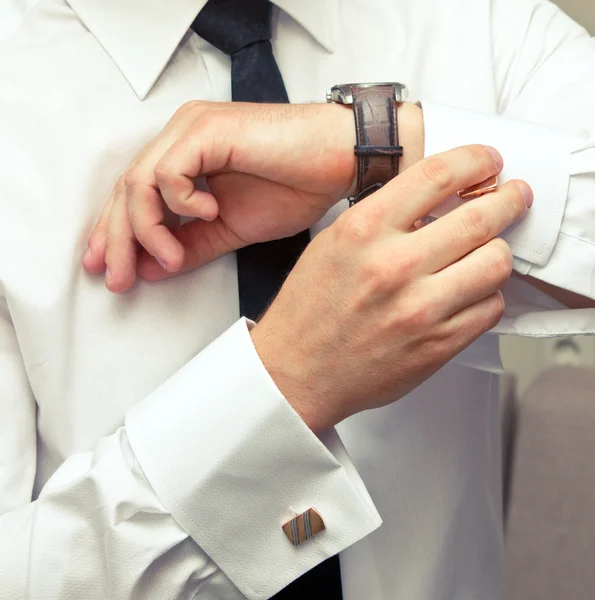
[250,320,340,435]
[325,102,357,201]
[398,101,425,171]
[338,101,425,199]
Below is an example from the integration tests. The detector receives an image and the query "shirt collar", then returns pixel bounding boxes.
[67,0,337,100]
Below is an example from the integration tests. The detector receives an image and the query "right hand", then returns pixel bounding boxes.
[250,144,533,433]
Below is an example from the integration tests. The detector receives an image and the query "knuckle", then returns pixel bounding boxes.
[507,182,529,217]
[153,160,173,184]
[178,121,214,158]
[123,168,143,188]
[175,100,200,117]
[393,251,419,284]
[421,157,454,191]
[460,206,491,244]
[359,250,418,296]
[172,105,188,120]
[400,298,438,330]
[333,210,375,245]
[426,337,452,364]
[360,259,393,294]
[488,239,513,283]
[188,115,215,140]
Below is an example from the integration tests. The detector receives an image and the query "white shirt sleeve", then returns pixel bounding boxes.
[0,300,380,600]
[422,0,595,336]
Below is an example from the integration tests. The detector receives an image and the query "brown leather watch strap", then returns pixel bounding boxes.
[352,85,402,203]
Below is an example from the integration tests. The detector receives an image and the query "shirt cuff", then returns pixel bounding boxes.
[422,101,575,267]
[491,272,595,338]
[125,318,381,600]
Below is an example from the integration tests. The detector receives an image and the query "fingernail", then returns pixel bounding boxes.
[156,257,168,271]
[484,146,504,171]
[83,248,92,261]
[106,267,112,283]
[515,181,534,208]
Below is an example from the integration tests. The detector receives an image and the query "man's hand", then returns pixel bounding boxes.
[82,100,423,292]
[250,145,533,433]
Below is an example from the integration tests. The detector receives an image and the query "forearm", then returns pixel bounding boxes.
[1,317,380,599]
[0,428,223,600]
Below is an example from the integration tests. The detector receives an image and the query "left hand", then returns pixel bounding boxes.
[82,100,423,292]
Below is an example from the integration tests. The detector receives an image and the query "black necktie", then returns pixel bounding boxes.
[191,1,343,598]
[192,0,310,321]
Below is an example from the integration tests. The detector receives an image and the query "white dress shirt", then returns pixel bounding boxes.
[0,0,594,599]
[0,0,39,38]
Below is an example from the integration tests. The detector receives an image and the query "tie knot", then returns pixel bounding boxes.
[191,0,273,56]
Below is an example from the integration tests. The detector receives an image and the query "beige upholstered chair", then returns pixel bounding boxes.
[503,367,595,600]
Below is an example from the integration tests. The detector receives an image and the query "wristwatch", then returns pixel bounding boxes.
[326,82,408,204]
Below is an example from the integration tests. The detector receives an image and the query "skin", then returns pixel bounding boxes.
[83,101,594,308]
[81,101,589,431]
[250,147,531,432]
[82,101,422,289]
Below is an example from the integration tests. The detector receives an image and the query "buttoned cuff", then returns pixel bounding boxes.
[422,101,575,267]
[492,275,595,337]
[513,144,595,301]
[422,102,595,338]
[126,318,381,600]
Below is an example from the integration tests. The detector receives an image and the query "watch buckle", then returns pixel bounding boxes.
[349,182,384,206]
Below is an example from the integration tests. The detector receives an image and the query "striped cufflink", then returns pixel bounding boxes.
[282,508,325,546]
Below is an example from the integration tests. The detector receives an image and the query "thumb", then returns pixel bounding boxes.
[136,218,243,282]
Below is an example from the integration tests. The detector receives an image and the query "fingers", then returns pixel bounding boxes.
[83,104,205,285]
[103,186,138,293]
[155,171,219,221]
[136,218,240,282]
[430,237,512,318]
[92,122,226,283]
[414,180,531,273]
[126,179,186,273]
[109,135,224,276]
[442,291,505,352]
[154,133,224,221]
[373,144,504,227]
[82,183,117,274]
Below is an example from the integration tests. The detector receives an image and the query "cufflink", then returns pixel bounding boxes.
[282,509,325,546]
[458,175,498,200]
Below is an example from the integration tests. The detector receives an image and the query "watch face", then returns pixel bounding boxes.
[326,82,408,104]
